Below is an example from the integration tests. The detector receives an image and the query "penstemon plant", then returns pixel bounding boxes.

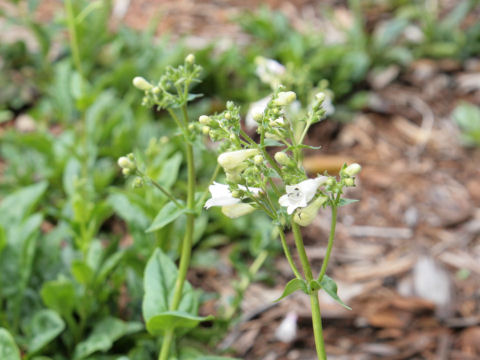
[200,87,361,359]
[120,54,360,359]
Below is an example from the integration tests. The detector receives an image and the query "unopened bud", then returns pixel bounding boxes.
[185,53,195,64]
[293,196,327,226]
[254,155,264,164]
[224,112,231,120]
[344,163,362,177]
[118,156,135,170]
[315,92,326,102]
[274,91,296,106]
[344,178,355,187]
[202,126,210,135]
[132,177,144,188]
[274,152,290,166]
[218,149,259,172]
[188,124,195,131]
[122,168,131,176]
[231,190,241,198]
[152,86,160,94]
[199,115,210,124]
[132,76,152,91]
[253,112,263,123]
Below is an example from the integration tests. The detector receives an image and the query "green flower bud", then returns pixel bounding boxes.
[253,112,263,123]
[224,112,231,120]
[122,168,131,176]
[185,53,195,64]
[229,133,236,142]
[188,124,195,131]
[254,155,264,164]
[132,177,144,188]
[274,152,291,166]
[315,92,326,102]
[231,190,241,198]
[221,203,255,218]
[132,76,152,91]
[293,196,327,226]
[344,178,355,187]
[118,156,135,170]
[344,163,362,177]
[202,126,210,135]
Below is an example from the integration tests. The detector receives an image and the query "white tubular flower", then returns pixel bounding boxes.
[132,76,152,91]
[245,96,271,129]
[255,57,285,87]
[293,196,328,226]
[218,149,259,172]
[274,311,298,343]
[221,203,255,218]
[274,91,296,106]
[205,183,261,218]
[279,176,328,215]
[205,182,240,209]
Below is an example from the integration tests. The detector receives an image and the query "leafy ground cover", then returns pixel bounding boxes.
[1,0,480,359]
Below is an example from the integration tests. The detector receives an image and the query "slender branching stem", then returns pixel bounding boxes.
[136,169,183,208]
[278,227,302,280]
[318,200,338,283]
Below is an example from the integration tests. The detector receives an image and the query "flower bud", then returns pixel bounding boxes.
[315,92,326,102]
[254,155,264,164]
[344,163,362,176]
[274,91,296,106]
[221,203,255,218]
[253,112,263,123]
[274,152,291,166]
[132,177,144,188]
[118,156,135,170]
[229,133,236,142]
[199,115,210,124]
[188,124,195,131]
[152,86,160,94]
[293,196,327,226]
[202,126,210,135]
[160,136,169,144]
[344,178,355,187]
[270,117,285,127]
[132,76,152,91]
[224,112,231,120]
[185,53,195,64]
[122,168,131,176]
[218,149,259,172]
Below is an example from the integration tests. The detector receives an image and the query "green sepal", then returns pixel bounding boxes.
[337,198,358,207]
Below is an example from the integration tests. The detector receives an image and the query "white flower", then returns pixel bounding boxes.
[274,91,296,106]
[279,177,327,215]
[205,182,262,218]
[245,96,271,129]
[217,149,259,172]
[255,57,285,87]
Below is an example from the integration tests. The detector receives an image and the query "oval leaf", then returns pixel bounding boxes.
[274,278,307,302]
[318,275,351,310]
[0,328,21,360]
[146,201,186,233]
[27,310,65,354]
[146,311,213,335]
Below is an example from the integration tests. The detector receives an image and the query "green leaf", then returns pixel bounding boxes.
[146,311,213,335]
[274,278,308,302]
[142,249,197,325]
[318,275,351,310]
[73,317,142,360]
[41,279,76,316]
[146,201,186,233]
[26,309,65,354]
[0,328,21,360]
[158,152,183,189]
[71,260,94,285]
[0,181,47,226]
[338,198,358,207]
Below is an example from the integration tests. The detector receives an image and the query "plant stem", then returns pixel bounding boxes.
[158,105,196,359]
[65,0,83,77]
[318,204,337,283]
[310,292,327,360]
[136,169,183,208]
[291,222,326,360]
[278,227,302,280]
[158,330,174,360]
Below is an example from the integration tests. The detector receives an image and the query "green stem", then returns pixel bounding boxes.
[158,105,196,359]
[291,222,313,281]
[136,169,183,208]
[158,330,174,360]
[291,222,326,360]
[65,0,83,77]
[317,204,337,283]
[310,293,327,360]
[278,227,302,280]
[198,163,221,206]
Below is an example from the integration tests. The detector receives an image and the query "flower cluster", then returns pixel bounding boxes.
[200,85,361,226]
